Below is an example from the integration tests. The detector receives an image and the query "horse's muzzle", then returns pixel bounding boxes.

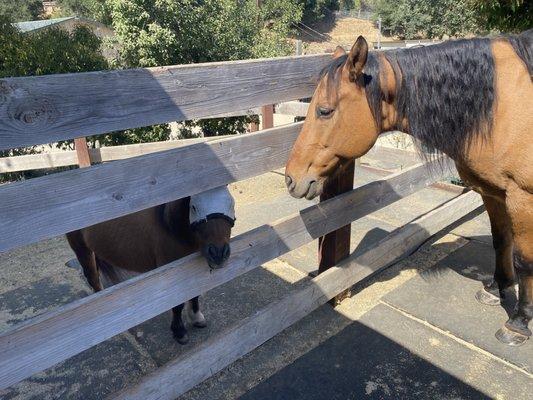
[204,243,231,269]
[285,174,323,200]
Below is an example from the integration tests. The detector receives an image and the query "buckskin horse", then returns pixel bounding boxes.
[67,186,235,344]
[285,31,532,345]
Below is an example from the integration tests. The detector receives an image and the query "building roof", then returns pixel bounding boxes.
[14,17,75,33]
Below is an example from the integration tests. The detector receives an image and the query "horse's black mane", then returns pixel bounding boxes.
[320,30,533,159]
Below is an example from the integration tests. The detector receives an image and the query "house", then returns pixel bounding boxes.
[13,16,114,41]
[13,16,117,59]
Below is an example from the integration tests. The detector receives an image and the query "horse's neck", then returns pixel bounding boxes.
[162,198,194,243]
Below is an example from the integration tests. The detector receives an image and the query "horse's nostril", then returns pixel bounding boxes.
[222,244,231,260]
[208,245,217,258]
[285,175,293,188]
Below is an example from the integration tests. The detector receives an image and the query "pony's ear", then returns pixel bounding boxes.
[333,45,346,59]
[346,36,368,82]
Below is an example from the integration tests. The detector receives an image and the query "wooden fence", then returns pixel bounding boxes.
[0,53,482,398]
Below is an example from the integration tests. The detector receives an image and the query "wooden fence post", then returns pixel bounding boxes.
[74,137,91,168]
[318,159,356,305]
[261,104,274,130]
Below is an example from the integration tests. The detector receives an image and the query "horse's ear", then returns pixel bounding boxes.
[333,45,346,59]
[346,36,368,82]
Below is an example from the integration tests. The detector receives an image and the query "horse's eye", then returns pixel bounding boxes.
[316,106,334,119]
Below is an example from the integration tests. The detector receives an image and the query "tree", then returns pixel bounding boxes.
[108,0,302,137]
[373,0,478,39]
[0,15,111,181]
[53,0,112,24]
[0,0,43,21]
[300,1,339,24]
[470,0,532,33]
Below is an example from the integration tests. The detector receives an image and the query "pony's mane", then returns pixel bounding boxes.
[320,30,532,159]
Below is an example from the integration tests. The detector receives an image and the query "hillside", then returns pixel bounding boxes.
[298,16,396,54]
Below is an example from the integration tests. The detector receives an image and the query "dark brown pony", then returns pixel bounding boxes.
[285,31,533,346]
[67,187,235,344]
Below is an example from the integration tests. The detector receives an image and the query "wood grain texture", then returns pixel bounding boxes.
[0,135,415,174]
[113,191,482,400]
[0,136,231,173]
[0,54,330,150]
[0,159,452,390]
[0,123,302,253]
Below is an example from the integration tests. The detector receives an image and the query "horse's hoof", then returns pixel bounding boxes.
[495,327,529,346]
[475,288,501,306]
[189,310,207,328]
[173,331,189,345]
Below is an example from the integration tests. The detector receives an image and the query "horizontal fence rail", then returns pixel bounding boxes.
[0,54,329,151]
[114,191,482,400]
[0,123,302,253]
[0,136,226,173]
[0,100,310,174]
[0,158,456,390]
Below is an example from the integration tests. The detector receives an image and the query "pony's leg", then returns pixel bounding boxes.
[66,231,103,292]
[171,304,189,344]
[188,296,207,328]
[495,186,533,346]
[475,195,515,305]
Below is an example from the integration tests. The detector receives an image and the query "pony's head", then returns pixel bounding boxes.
[189,186,235,269]
[285,36,381,199]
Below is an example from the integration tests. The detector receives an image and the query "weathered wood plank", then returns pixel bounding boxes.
[0,159,453,390]
[0,123,302,253]
[0,54,330,150]
[113,191,482,400]
[0,136,233,173]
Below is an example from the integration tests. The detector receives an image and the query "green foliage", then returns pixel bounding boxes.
[0,15,110,181]
[108,0,301,67]
[94,125,172,147]
[300,0,339,24]
[0,21,108,77]
[53,0,112,24]
[108,0,302,137]
[470,0,532,33]
[0,0,43,22]
[373,0,478,39]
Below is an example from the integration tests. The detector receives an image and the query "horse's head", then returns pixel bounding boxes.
[285,36,380,199]
[189,186,235,269]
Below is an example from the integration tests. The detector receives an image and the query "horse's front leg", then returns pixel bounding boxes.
[188,296,207,328]
[171,304,189,344]
[475,195,516,305]
[495,186,532,346]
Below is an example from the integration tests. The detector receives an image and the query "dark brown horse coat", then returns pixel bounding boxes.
[67,192,234,344]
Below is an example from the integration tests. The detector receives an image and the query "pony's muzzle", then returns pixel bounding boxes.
[204,243,231,269]
[285,174,322,200]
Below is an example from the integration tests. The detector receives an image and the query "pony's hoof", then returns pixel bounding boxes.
[189,310,207,328]
[173,331,189,345]
[475,288,501,306]
[495,327,529,346]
